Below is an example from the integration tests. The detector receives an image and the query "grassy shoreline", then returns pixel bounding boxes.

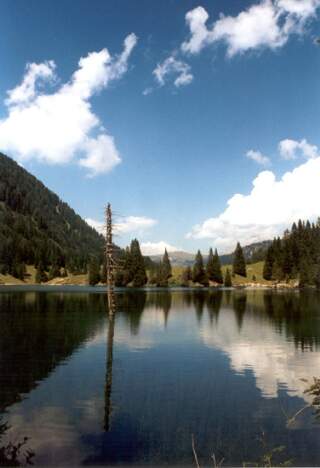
[0,262,300,289]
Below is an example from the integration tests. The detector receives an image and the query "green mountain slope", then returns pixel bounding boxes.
[0,152,105,275]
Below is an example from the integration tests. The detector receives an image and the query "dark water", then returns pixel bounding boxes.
[0,288,320,466]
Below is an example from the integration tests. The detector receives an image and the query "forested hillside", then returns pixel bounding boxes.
[0,152,105,277]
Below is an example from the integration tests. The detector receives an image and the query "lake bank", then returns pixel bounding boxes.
[0,282,301,292]
[0,261,303,290]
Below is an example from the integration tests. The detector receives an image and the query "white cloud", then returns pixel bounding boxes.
[6,61,56,106]
[140,241,180,256]
[86,215,157,236]
[153,56,193,88]
[142,87,153,96]
[246,149,270,166]
[212,1,285,57]
[201,304,319,402]
[114,216,157,234]
[79,134,121,177]
[278,0,320,19]
[279,138,319,160]
[85,218,105,235]
[181,0,320,56]
[0,33,137,176]
[181,6,211,55]
[187,143,320,251]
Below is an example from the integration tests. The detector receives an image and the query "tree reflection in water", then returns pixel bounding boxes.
[104,291,116,432]
[0,418,34,466]
[306,377,320,421]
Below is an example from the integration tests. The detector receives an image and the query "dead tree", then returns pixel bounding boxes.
[105,203,116,312]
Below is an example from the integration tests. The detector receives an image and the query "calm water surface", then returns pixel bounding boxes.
[0,288,319,466]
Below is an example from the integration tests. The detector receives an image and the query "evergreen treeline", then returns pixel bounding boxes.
[0,152,105,278]
[88,239,149,287]
[263,219,320,286]
[233,242,246,277]
[149,249,173,287]
[180,247,227,287]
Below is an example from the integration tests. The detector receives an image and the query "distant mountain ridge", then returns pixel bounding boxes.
[150,241,272,267]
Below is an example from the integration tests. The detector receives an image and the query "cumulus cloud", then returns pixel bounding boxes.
[246,149,270,166]
[6,61,56,106]
[140,241,180,256]
[85,218,105,235]
[201,304,319,402]
[114,216,157,234]
[79,134,121,177]
[181,6,211,55]
[0,33,137,176]
[153,56,193,88]
[279,138,319,160]
[187,143,320,251]
[278,0,320,19]
[181,0,320,56]
[86,215,157,236]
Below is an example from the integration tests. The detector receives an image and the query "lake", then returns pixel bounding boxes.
[0,288,319,466]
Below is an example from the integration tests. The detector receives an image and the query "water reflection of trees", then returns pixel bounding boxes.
[306,377,320,421]
[233,293,247,331]
[0,418,34,466]
[192,292,206,322]
[104,294,115,432]
[262,291,320,350]
[117,291,146,335]
[0,292,106,412]
[146,292,172,327]
[207,291,223,324]
[113,289,320,351]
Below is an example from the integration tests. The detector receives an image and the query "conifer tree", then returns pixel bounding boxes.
[299,256,312,288]
[88,258,100,286]
[35,262,48,283]
[115,270,125,287]
[272,258,284,281]
[207,248,223,283]
[122,246,133,286]
[181,265,192,286]
[206,248,215,281]
[48,264,60,280]
[224,268,232,287]
[263,246,274,280]
[156,261,165,287]
[314,263,320,290]
[192,250,208,286]
[15,263,26,280]
[130,239,147,287]
[232,242,246,277]
[161,249,172,281]
[100,262,107,283]
[282,239,294,279]
[212,248,223,283]
[11,260,26,281]
[148,265,158,285]
[11,260,25,280]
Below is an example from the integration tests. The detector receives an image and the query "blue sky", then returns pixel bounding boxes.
[1,0,320,254]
